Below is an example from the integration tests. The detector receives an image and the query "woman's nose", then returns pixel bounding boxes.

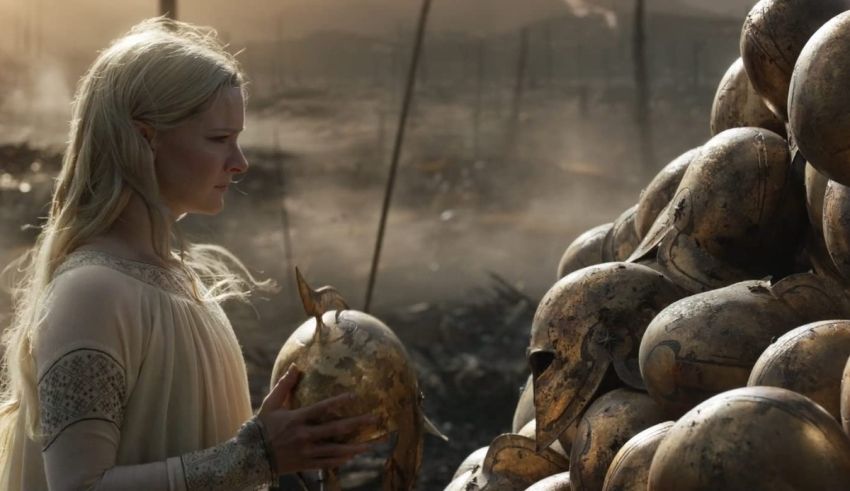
[228,145,249,174]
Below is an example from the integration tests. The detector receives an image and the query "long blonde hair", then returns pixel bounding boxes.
[0,16,275,458]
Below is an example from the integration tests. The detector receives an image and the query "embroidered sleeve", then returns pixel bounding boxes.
[38,348,126,451]
[180,419,275,491]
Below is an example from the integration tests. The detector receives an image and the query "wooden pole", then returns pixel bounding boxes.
[363,0,433,312]
[160,0,177,19]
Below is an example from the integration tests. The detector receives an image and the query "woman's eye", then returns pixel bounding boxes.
[210,136,229,143]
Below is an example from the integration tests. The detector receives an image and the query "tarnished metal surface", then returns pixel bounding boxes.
[748,320,850,421]
[639,273,850,415]
[649,387,850,491]
[272,272,438,490]
[452,446,488,481]
[823,179,850,281]
[710,57,785,136]
[569,389,667,491]
[526,472,571,491]
[557,223,612,280]
[806,163,829,234]
[629,127,805,293]
[789,10,850,186]
[842,357,850,435]
[602,205,640,262]
[444,434,569,491]
[529,262,684,451]
[635,148,698,239]
[741,0,850,120]
[602,421,673,491]
[517,420,568,459]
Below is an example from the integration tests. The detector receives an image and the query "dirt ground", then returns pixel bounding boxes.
[0,83,714,488]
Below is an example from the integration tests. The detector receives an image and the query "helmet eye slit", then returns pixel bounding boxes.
[529,351,555,380]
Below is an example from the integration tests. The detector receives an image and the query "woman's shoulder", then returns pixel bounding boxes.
[52,249,194,299]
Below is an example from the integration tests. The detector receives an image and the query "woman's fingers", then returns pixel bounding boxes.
[304,442,373,459]
[293,392,357,421]
[308,414,377,440]
[260,364,301,415]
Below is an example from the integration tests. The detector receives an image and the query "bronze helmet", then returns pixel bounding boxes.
[451,446,488,481]
[602,205,640,262]
[823,179,850,281]
[444,434,569,491]
[271,270,445,490]
[842,356,850,435]
[529,262,683,450]
[806,163,829,234]
[710,57,785,137]
[569,388,667,491]
[602,421,674,491]
[518,419,568,459]
[512,374,534,432]
[557,223,612,280]
[741,0,850,120]
[639,273,850,415]
[526,472,571,491]
[634,147,698,239]
[749,320,850,421]
[630,127,805,293]
[648,387,850,490]
[789,10,850,187]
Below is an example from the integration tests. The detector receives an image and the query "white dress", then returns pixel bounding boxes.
[2,250,274,490]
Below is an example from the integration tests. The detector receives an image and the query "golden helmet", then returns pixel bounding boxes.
[640,273,850,415]
[823,179,850,281]
[710,57,785,136]
[789,10,850,186]
[271,269,445,490]
[749,320,850,421]
[841,356,850,435]
[526,472,572,491]
[635,147,698,239]
[630,127,805,293]
[648,387,850,490]
[557,223,612,280]
[444,434,569,491]
[741,0,850,120]
[602,421,674,491]
[569,388,667,491]
[529,262,683,451]
[602,205,640,262]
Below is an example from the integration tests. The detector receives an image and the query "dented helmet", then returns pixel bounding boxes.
[271,269,445,490]
[444,434,569,491]
[789,10,850,186]
[748,319,850,421]
[569,389,667,491]
[528,262,683,450]
[649,387,850,490]
[635,148,698,239]
[556,223,612,280]
[639,272,850,415]
[741,0,850,120]
[602,421,674,491]
[710,57,785,136]
[630,127,805,293]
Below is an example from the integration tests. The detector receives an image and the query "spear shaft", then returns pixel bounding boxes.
[364,0,433,312]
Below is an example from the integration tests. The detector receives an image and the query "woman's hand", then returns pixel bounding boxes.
[256,363,376,475]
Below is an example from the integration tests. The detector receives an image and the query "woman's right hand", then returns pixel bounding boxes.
[256,363,377,475]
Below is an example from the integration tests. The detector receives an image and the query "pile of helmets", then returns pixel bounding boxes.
[445,1,850,489]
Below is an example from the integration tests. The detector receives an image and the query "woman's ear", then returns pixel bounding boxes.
[132,120,156,150]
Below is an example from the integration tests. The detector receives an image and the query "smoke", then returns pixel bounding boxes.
[562,0,618,29]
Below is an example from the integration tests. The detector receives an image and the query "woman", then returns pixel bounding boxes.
[0,17,373,490]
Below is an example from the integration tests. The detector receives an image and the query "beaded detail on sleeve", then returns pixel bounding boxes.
[37,348,127,451]
[180,420,274,491]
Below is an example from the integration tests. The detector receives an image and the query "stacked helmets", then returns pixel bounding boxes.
[446,0,850,489]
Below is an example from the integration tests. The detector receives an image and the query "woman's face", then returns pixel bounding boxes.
[153,86,248,217]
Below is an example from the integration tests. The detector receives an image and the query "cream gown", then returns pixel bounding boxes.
[2,250,274,490]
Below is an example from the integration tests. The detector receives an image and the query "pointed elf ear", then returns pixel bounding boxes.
[132,120,156,150]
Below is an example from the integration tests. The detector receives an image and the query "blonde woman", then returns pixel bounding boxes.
[0,17,374,490]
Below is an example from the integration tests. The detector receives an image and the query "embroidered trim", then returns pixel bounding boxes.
[181,419,274,491]
[56,250,195,299]
[38,348,126,451]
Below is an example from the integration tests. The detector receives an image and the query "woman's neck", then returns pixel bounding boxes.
[76,192,179,269]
